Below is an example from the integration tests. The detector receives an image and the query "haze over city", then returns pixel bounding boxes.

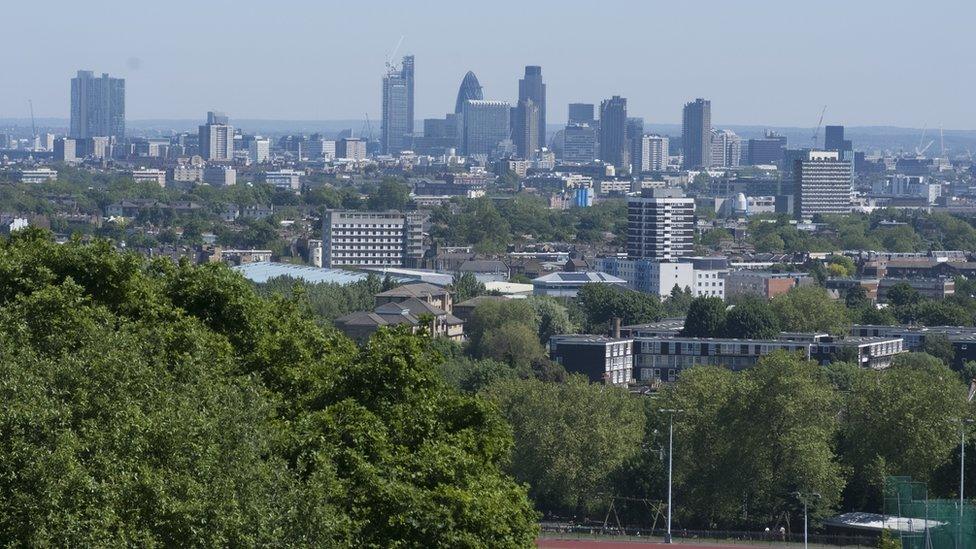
[3,0,975,127]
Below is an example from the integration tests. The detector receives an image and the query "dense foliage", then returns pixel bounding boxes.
[0,230,538,546]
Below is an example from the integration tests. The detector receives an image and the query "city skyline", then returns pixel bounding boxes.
[2,0,975,128]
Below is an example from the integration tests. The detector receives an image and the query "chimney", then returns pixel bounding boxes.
[612,317,621,339]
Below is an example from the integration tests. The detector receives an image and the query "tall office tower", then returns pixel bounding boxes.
[513,98,541,159]
[562,124,598,163]
[793,150,853,219]
[626,117,644,174]
[454,71,484,114]
[641,135,670,171]
[568,103,595,125]
[681,98,711,168]
[199,111,234,161]
[459,100,511,158]
[70,70,125,141]
[248,137,271,163]
[322,210,427,268]
[823,125,853,160]
[626,188,696,260]
[710,129,741,168]
[517,66,546,150]
[747,130,787,165]
[599,96,628,170]
[382,55,414,155]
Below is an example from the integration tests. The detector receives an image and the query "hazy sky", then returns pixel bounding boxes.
[2,0,974,128]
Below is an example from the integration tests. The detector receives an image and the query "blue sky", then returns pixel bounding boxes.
[2,0,974,127]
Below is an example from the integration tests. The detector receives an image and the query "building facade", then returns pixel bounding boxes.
[515,65,546,155]
[70,70,125,141]
[549,335,634,386]
[199,111,233,161]
[460,100,511,158]
[626,188,695,260]
[322,210,427,268]
[381,55,414,155]
[641,135,669,172]
[681,98,711,169]
[599,96,628,170]
[793,150,852,219]
[562,124,598,163]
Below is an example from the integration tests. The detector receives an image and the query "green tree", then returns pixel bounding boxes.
[845,285,870,309]
[663,284,695,317]
[886,282,921,307]
[771,285,850,335]
[576,283,662,332]
[485,376,646,516]
[366,178,411,211]
[724,297,780,339]
[922,334,956,367]
[680,296,728,337]
[841,354,967,510]
[0,229,539,547]
[450,271,485,302]
[481,322,547,368]
[527,296,578,343]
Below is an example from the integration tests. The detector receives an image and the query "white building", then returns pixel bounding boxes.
[308,239,323,267]
[18,168,58,183]
[794,150,852,219]
[641,135,669,172]
[265,169,302,191]
[626,188,696,261]
[597,258,695,297]
[248,138,270,164]
[322,210,427,268]
[710,129,741,168]
[131,168,167,187]
[199,111,233,161]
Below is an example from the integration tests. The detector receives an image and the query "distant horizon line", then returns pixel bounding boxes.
[2,117,975,134]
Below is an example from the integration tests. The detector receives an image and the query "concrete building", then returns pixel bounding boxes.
[725,270,812,299]
[641,135,669,172]
[322,210,427,268]
[131,168,167,187]
[877,277,955,303]
[54,137,78,162]
[460,100,511,158]
[18,168,58,183]
[793,150,852,219]
[265,169,302,191]
[680,256,728,298]
[203,166,236,187]
[682,98,711,169]
[70,70,125,141]
[199,111,233,161]
[597,257,695,297]
[599,96,628,170]
[248,137,270,164]
[337,138,367,160]
[549,335,634,386]
[710,129,741,168]
[626,188,695,260]
[562,123,598,163]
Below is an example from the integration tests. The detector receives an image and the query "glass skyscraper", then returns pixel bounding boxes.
[381,55,414,155]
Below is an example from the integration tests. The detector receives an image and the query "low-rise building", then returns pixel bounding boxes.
[531,271,627,298]
[725,270,812,299]
[203,166,237,187]
[375,282,453,313]
[131,168,167,187]
[877,277,955,303]
[334,297,464,343]
[18,168,58,183]
[265,169,303,191]
[549,335,634,386]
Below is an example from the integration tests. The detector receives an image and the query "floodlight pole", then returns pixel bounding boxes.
[660,409,684,544]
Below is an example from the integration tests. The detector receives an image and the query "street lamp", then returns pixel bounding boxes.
[792,491,821,549]
[659,408,684,544]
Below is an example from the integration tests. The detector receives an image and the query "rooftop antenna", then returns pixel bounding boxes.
[385,35,405,72]
[811,105,826,149]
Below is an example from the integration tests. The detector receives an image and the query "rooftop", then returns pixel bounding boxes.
[232,261,400,285]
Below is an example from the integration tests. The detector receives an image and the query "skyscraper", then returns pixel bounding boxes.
[626,117,644,174]
[460,100,511,158]
[746,131,787,165]
[599,96,628,170]
[568,103,595,125]
[70,70,125,141]
[381,55,414,155]
[515,66,546,153]
[793,150,853,219]
[513,99,540,159]
[681,98,711,169]
[199,111,233,161]
[454,71,484,114]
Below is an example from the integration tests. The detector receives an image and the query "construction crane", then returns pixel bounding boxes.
[915,123,934,157]
[384,35,405,72]
[810,105,827,149]
[361,113,374,142]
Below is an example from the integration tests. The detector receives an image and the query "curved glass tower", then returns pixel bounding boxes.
[454,71,484,114]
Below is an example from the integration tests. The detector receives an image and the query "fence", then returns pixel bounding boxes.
[539,523,876,547]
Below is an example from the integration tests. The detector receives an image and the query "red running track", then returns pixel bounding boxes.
[537,540,763,549]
